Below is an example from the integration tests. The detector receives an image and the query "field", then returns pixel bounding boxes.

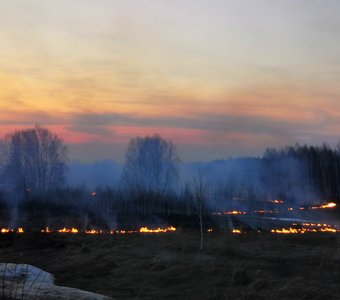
[1,231,340,300]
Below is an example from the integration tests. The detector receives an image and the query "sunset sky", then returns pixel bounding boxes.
[1,0,340,161]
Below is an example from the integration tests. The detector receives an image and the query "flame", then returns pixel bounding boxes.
[271,228,301,234]
[139,226,176,233]
[254,209,278,214]
[271,224,340,234]
[224,211,247,215]
[309,202,337,210]
[270,199,284,204]
[41,227,52,233]
[85,229,104,234]
[320,227,337,232]
[58,227,79,233]
[1,223,340,235]
[85,229,99,234]
[0,228,23,233]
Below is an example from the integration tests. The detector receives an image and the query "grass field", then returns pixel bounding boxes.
[1,231,340,300]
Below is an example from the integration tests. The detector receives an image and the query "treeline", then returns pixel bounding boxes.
[5,143,340,219]
[208,143,340,209]
[1,125,340,222]
[263,143,340,202]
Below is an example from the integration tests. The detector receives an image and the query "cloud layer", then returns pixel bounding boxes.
[1,1,340,161]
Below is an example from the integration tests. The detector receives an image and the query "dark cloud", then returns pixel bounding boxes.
[0,110,60,126]
[67,109,330,141]
[2,107,340,162]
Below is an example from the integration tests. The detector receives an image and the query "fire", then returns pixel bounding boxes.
[41,227,52,233]
[1,223,340,235]
[254,209,278,214]
[58,227,79,233]
[309,202,337,210]
[320,227,337,232]
[224,211,247,215]
[271,223,340,234]
[271,228,301,234]
[1,227,23,233]
[139,226,176,233]
[85,229,104,234]
[85,229,98,234]
[270,199,284,204]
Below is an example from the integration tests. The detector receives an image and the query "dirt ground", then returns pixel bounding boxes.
[1,230,340,300]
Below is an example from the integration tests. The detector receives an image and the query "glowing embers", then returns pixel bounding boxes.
[139,226,176,233]
[57,227,79,233]
[232,229,242,234]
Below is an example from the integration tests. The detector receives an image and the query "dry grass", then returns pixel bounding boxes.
[1,231,340,299]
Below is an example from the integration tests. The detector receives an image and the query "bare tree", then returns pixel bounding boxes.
[192,171,207,251]
[0,125,67,197]
[121,134,180,198]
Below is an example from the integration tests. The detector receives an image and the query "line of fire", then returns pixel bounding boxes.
[1,199,339,235]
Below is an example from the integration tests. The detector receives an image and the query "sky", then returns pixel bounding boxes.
[1,0,340,162]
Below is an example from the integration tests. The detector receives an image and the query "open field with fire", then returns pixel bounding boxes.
[1,230,340,300]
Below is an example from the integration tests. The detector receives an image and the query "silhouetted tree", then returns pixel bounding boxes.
[191,171,208,251]
[0,125,67,197]
[121,134,180,200]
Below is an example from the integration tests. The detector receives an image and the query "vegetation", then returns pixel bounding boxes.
[121,134,180,198]
[0,125,67,198]
[0,231,339,300]
[1,127,340,226]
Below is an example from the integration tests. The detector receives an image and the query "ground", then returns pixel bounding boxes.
[1,231,340,300]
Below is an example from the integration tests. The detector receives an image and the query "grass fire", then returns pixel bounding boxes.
[3,1,340,298]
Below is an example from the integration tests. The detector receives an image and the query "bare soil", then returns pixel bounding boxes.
[1,231,340,300]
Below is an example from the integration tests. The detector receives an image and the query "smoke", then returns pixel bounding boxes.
[67,160,122,188]
[182,156,318,207]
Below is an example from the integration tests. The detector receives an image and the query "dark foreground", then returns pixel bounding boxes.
[1,231,340,300]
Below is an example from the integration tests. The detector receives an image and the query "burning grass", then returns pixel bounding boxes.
[2,226,177,235]
[1,231,340,299]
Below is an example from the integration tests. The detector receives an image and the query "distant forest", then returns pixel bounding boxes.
[1,126,340,225]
